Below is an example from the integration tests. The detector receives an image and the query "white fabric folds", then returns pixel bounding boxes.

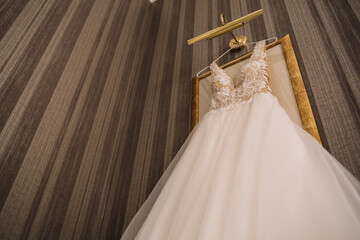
[122,40,360,239]
[122,94,360,240]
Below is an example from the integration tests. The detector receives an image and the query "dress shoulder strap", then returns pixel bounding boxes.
[249,40,266,62]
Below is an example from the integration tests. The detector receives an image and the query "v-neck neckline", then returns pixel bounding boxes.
[210,40,266,82]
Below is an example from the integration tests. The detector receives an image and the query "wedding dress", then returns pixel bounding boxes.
[121,40,360,240]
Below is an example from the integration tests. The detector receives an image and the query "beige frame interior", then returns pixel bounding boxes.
[191,34,322,144]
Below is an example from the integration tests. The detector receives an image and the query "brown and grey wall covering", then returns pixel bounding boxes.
[0,0,359,239]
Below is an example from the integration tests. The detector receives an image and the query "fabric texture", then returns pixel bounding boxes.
[209,40,271,112]
[121,41,360,239]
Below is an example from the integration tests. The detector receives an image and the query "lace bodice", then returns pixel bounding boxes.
[209,40,272,111]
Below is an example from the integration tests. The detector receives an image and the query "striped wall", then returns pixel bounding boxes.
[0,0,359,238]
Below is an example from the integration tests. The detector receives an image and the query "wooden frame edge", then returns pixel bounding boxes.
[280,35,322,144]
[191,77,199,130]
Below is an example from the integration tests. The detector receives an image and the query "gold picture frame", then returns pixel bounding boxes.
[191,34,322,144]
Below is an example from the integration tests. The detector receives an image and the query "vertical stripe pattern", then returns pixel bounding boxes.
[0,0,359,238]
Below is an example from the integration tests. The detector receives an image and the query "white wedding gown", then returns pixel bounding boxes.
[121,41,360,240]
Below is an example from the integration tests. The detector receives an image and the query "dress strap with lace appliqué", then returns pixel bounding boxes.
[209,40,272,112]
[209,62,235,111]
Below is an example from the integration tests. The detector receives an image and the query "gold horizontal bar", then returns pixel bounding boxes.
[208,22,244,40]
[187,9,263,45]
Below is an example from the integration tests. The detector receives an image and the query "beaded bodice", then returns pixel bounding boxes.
[209,40,272,111]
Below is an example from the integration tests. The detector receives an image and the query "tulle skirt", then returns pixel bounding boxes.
[122,93,360,240]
